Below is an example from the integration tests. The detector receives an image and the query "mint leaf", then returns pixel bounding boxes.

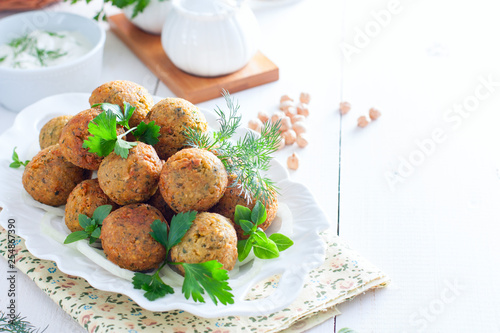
[251,201,267,226]
[269,233,294,252]
[10,147,29,168]
[252,230,279,259]
[234,205,251,226]
[64,231,89,244]
[78,214,92,229]
[237,238,253,262]
[239,219,254,235]
[134,121,160,145]
[92,204,112,225]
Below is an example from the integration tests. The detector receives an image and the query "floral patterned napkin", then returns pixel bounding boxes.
[0,225,389,332]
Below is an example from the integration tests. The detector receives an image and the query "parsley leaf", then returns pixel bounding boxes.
[133,121,160,145]
[92,102,135,129]
[167,211,197,250]
[9,147,30,168]
[132,271,174,301]
[64,205,112,244]
[83,110,118,156]
[181,261,234,305]
[234,203,293,261]
[149,219,169,249]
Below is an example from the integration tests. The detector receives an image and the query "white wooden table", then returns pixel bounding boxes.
[1,0,499,332]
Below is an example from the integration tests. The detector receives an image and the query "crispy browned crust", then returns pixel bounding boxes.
[39,115,73,150]
[170,212,238,274]
[100,204,167,272]
[22,144,91,207]
[145,98,208,160]
[64,179,119,232]
[97,142,162,206]
[159,148,228,213]
[89,80,154,128]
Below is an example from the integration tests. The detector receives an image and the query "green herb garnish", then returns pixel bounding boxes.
[84,102,160,158]
[133,211,234,305]
[338,329,358,333]
[0,312,47,333]
[0,56,6,63]
[9,147,30,168]
[64,205,112,244]
[184,90,281,205]
[65,0,167,20]
[235,202,293,261]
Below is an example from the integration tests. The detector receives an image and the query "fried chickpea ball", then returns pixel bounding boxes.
[159,148,227,213]
[89,80,154,128]
[211,175,279,239]
[146,187,175,223]
[39,115,72,149]
[59,108,124,170]
[145,98,208,160]
[98,142,162,206]
[170,212,238,274]
[100,204,167,271]
[22,145,91,206]
[64,179,118,232]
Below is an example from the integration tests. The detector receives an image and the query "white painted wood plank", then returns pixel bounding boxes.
[337,0,500,331]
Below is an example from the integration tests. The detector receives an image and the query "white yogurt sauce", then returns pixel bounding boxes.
[0,30,92,69]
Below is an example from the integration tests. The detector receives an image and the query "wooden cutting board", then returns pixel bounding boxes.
[108,14,279,104]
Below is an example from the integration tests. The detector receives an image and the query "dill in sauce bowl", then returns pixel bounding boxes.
[0,30,92,69]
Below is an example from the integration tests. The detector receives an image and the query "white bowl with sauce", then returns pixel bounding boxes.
[0,11,105,111]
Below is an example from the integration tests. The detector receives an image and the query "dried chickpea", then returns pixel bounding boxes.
[280,116,292,132]
[284,106,297,118]
[291,114,306,124]
[280,94,294,104]
[279,100,295,113]
[339,101,351,115]
[271,111,286,124]
[257,111,269,123]
[369,108,381,120]
[248,118,263,132]
[287,153,299,170]
[292,121,306,135]
[357,116,369,128]
[299,92,311,104]
[282,129,296,145]
[296,103,309,117]
[296,133,309,148]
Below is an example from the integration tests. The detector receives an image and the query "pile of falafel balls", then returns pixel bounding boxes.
[22,80,278,274]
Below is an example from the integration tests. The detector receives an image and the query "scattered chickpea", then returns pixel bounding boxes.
[292,121,306,135]
[271,111,286,124]
[280,116,292,132]
[299,92,311,104]
[296,103,310,117]
[287,153,300,170]
[282,129,297,145]
[257,110,269,123]
[280,94,294,104]
[357,116,369,128]
[296,133,309,148]
[248,118,263,132]
[339,101,351,115]
[277,137,286,150]
[279,100,295,113]
[369,107,381,120]
[284,106,297,118]
[291,114,306,124]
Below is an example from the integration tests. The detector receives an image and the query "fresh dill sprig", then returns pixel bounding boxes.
[184,91,281,205]
[0,312,48,333]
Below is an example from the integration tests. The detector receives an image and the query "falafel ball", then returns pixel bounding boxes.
[170,212,238,274]
[59,108,124,170]
[65,179,118,232]
[145,98,208,160]
[39,115,73,149]
[100,204,167,271]
[98,142,163,206]
[159,148,227,213]
[211,175,279,239]
[89,80,154,128]
[22,144,91,206]
[146,187,175,223]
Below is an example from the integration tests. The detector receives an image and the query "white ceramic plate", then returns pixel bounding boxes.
[0,93,331,317]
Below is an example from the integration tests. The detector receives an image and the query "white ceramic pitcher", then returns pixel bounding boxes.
[161,0,260,77]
